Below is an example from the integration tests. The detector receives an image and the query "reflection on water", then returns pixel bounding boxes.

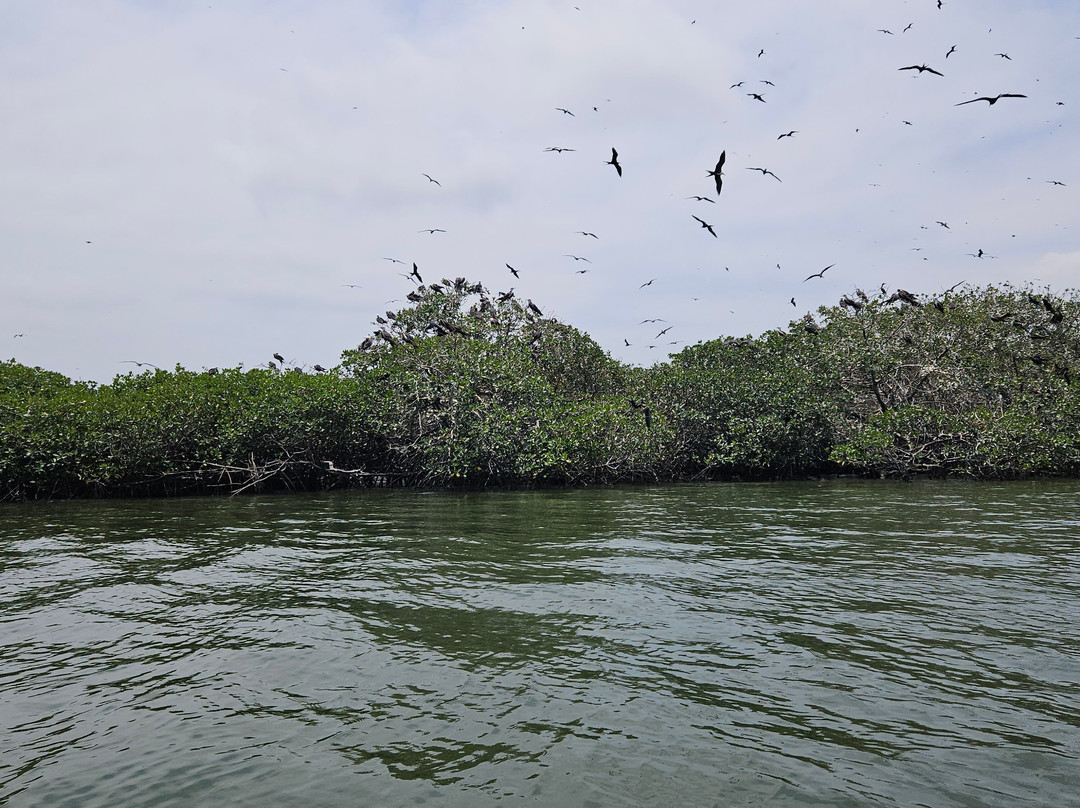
[1,481,1079,807]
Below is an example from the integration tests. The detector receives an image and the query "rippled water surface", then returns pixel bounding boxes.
[2,481,1079,807]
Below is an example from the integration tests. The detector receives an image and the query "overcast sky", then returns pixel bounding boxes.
[3,0,1078,381]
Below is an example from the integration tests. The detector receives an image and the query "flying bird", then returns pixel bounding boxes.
[382,257,406,265]
[757,49,765,57]
[121,360,159,369]
[878,29,893,35]
[544,147,575,152]
[410,263,423,283]
[748,93,766,103]
[687,195,714,202]
[606,148,622,176]
[803,264,835,282]
[577,231,599,238]
[900,64,944,76]
[902,22,913,32]
[777,130,798,139]
[507,263,519,277]
[640,278,657,288]
[422,173,441,186]
[419,228,446,234]
[707,152,726,195]
[1047,180,1066,186]
[995,53,1011,60]
[945,45,957,58]
[555,107,575,116]
[656,326,672,337]
[692,215,717,237]
[730,81,744,88]
[955,93,1027,106]
[564,254,591,262]
[747,167,782,182]
[937,221,950,228]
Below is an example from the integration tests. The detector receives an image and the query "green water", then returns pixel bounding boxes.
[2,481,1078,807]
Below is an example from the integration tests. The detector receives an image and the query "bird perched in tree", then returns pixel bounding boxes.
[273,352,285,364]
[527,300,543,317]
[313,364,327,373]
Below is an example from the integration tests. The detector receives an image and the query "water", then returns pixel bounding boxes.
[1,481,1079,807]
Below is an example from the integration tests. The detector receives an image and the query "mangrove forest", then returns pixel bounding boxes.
[2,280,1079,500]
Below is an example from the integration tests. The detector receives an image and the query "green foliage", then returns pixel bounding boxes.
[2,281,1079,499]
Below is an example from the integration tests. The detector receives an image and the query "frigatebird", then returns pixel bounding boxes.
[777,130,798,140]
[507,263,519,278]
[707,152,725,195]
[555,107,575,116]
[692,215,717,237]
[419,228,446,234]
[900,64,944,76]
[422,173,441,186]
[955,93,1026,106]
[747,167,782,182]
[273,352,285,364]
[748,93,766,103]
[544,147,575,153]
[606,148,622,176]
[803,264,835,282]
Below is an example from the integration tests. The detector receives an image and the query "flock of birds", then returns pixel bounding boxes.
[326,2,1068,368]
[33,2,1069,381]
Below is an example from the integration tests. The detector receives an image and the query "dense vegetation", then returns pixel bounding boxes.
[3,280,1078,500]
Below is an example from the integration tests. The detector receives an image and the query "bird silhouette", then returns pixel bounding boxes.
[687,195,715,203]
[640,278,657,288]
[790,297,796,306]
[507,263,519,278]
[730,81,744,88]
[656,326,672,337]
[544,146,575,153]
[1047,180,1066,186]
[777,130,798,140]
[748,93,766,103]
[692,215,717,237]
[606,148,622,176]
[937,221,950,228]
[995,53,1011,60]
[555,107,575,116]
[747,167,782,182]
[945,45,956,58]
[707,152,726,195]
[122,360,159,369]
[273,352,285,364]
[410,263,423,283]
[422,173,441,186]
[803,264,835,282]
[419,228,446,234]
[564,254,591,262]
[382,257,406,264]
[313,364,327,373]
[900,64,944,76]
[955,93,1027,106]
[577,231,599,238]
[527,300,543,316]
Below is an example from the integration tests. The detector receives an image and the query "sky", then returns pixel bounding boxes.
[2,0,1078,382]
